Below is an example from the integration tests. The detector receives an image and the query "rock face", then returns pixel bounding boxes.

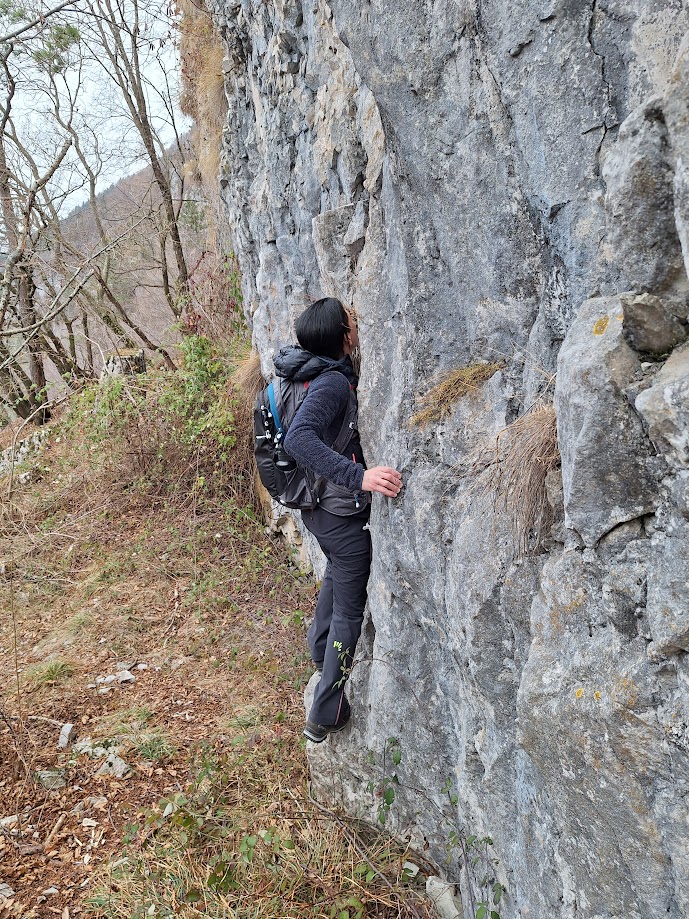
[210,1,689,916]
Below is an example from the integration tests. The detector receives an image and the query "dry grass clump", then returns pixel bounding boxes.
[471,403,560,557]
[410,362,503,427]
[24,658,74,690]
[178,0,228,200]
[232,349,264,404]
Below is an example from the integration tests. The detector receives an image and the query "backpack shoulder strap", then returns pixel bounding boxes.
[275,371,355,454]
[330,376,357,456]
[267,382,283,434]
[274,377,310,434]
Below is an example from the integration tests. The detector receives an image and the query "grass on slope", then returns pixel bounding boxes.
[0,339,432,919]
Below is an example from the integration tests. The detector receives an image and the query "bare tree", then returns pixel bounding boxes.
[0,0,200,422]
[83,0,190,312]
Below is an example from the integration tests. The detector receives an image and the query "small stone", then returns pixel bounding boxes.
[0,814,18,828]
[426,876,462,919]
[81,818,98,828]
[0,883,15,900]
[73,737,94,755]
[36,769,67,790]
[42,887,58,896]
[135,663,148,671]
[98,687,112,695]
[86,683,97,689]
[58,723,77,749]
[402,860,420,879]
[96,752,131,779]
[116,670,136,684]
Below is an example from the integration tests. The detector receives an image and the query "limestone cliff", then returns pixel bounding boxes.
[210,1,689,915]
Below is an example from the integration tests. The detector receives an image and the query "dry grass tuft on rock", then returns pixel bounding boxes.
[233,349,264,404]
[178,0,227,201]
[410,362,503,428]
[469,403,560,557]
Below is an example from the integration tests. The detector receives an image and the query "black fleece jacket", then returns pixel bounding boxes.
[275,347,366,493]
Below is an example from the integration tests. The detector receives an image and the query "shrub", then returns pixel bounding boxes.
[75,333,258,510]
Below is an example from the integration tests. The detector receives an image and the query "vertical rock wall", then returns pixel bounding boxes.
[211,1,689,915]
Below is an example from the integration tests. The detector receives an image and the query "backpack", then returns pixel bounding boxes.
[253,373,358,510]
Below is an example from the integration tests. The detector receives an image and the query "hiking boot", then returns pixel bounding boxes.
[303,707,351,743]
[313,660,323,672]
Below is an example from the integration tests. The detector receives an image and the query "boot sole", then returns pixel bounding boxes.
[303,714,350,743]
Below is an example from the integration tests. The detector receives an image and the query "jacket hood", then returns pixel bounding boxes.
[273,346,357,384]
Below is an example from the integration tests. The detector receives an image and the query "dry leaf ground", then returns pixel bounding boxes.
[0,391,431,919]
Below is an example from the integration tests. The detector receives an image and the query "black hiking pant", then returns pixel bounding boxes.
[301,506,372,726]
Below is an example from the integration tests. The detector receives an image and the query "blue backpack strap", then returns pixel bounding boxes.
[267,381,283,434]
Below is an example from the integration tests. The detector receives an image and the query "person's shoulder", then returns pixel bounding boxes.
[309,370,352,399]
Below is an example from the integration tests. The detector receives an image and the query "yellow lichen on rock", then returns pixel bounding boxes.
[593,315,610,335]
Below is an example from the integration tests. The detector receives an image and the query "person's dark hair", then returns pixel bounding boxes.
[295,297,349,360]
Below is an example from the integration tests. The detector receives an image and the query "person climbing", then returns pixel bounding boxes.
[274,297,402,743]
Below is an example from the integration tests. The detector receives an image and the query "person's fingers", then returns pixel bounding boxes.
[375,469,401,495]
[362,466,403,496]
